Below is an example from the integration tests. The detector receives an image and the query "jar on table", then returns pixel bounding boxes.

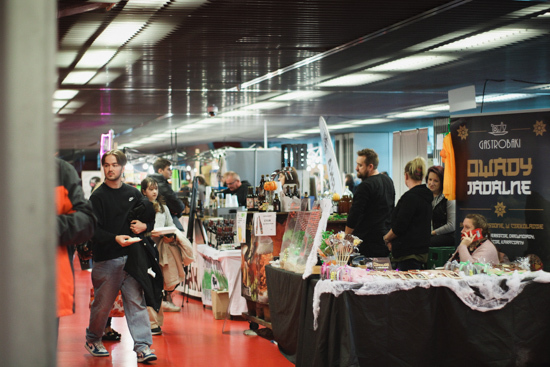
[338,195,352,215]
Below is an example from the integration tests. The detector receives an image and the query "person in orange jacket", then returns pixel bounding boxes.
[56,158,96,324]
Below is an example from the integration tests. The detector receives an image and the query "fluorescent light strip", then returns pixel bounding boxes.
[57,108,77,114]
[432,28,545,52]
[368,55,456,72]
[126,21,180,47]
[278,133,306,139]
[318,73,390,87]
[61,21,101,47]
[387,111,435,119]
[74,50,118,68]
[242,102,287,110]
[57,51,79,68]
[123,0,170,9]
[54,90,79,100]
[62,71,96,85]
[525,84,550,90]
[65,101,85,109]
[91,18,148,47]
[476,93,536,103]
[271,91,330,101]
[297,128,320,134]
[328,124,356,130]
[351,118,391,125]
[412,103,449,111]
[170,0,209,9]
[107,51,143,68]
[200,118,223,125]
[219,110,255,117]
[178,125,202,131]
[89,71,122,84]
[53,100,68,108]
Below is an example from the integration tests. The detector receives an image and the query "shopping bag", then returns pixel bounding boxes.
[89,288,125,317]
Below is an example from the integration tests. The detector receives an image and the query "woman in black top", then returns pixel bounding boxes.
[426,166,456,247]
[383,157,432,271]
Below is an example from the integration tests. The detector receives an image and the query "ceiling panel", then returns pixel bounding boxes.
[56,0,550,154]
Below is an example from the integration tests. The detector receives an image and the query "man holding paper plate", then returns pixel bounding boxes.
[85,149,157,363]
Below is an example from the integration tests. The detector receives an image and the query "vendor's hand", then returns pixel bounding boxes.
[130,220,146,234]
[460,232,475,247]
[116,235,132,247]
[386,242,392,252]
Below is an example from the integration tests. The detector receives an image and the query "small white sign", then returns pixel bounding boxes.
[253,212,276,236]
[448,85,476,113]
[236,211,247,243]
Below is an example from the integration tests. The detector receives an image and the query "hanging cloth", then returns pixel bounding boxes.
[440,133,456,200]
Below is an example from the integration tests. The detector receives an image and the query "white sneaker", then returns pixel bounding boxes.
[162,300,180,312]
[137,346,157,363]
[85,340,109,357]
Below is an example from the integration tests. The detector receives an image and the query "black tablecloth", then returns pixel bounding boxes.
[266,265,550,367]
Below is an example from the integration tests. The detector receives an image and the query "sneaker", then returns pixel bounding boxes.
[102,330,121,341]
[151,327,162,335]
[85,340,109,357]
[137,347,157,363]
[162,300,180,312]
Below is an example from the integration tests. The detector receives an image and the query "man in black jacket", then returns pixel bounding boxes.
[148,158,185,231]
[85,150,157,363]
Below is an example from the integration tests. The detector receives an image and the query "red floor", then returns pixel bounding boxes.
[58,262,293,367]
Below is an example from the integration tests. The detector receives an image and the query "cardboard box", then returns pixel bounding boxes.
[211,290,229,320]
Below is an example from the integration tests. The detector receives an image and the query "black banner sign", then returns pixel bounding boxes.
[451,111,550,269]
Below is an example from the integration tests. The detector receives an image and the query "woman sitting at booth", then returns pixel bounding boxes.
[426,165,456,247]
[451,214,499,265]
[383,157,433,271]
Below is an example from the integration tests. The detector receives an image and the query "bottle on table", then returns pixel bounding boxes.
[246,186,255,210]
[258,186,266,212]
[273,193,281,212]
[253,187,259,210]
[258,175,265,196]
[302,191,310,211]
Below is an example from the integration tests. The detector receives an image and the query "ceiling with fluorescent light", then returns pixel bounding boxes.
[56,0,550,154]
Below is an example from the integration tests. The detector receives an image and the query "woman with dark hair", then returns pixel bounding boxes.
[451,214,499,265]
[383,157,432,271]
[426,165,456,247]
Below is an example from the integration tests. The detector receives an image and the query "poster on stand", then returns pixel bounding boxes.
[451,111,550,269]
[319,117,343,195]
[81,171,102,199]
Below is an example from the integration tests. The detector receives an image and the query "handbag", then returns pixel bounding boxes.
[89,288,125,317]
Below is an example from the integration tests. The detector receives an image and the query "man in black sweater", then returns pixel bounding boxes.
[85,150,157,363]
[345,149,395,257]
[148,158,185,231]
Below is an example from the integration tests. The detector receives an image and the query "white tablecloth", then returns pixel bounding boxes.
[196,245,247,316]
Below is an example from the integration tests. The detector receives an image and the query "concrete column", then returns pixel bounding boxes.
[0,1,57,366]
